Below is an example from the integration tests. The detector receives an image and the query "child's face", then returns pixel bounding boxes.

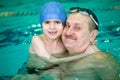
[42,20,64,39]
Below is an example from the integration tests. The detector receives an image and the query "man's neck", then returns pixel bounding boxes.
[84,45,100,55]
[68,45,100,56]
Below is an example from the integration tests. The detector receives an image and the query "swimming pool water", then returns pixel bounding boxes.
[0,0,120,78]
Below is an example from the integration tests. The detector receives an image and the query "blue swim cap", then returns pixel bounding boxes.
[40,1,67,25]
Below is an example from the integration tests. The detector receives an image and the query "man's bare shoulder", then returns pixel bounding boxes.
[92,51,114,60]
[91,51,120,67]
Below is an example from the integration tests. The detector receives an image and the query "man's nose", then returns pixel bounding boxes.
[65,27,73,35]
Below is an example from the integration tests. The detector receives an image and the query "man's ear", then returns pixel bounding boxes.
[90,30,98,41]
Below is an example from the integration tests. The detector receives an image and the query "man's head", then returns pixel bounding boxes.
[62,7,99,54]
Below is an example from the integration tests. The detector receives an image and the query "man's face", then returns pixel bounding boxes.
[62,13,97,53]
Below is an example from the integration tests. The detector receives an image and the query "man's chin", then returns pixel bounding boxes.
[64,38,76,44]
[64,43,74,49]
[63,38,76,48]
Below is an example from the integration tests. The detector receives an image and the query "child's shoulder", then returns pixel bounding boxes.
[32,35,42,40]
[31,35,44,44]
[32,35,41,39]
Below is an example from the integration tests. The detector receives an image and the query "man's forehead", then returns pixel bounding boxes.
[67,14,90,24]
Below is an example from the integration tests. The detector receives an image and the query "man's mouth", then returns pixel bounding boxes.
[65,38,76,41]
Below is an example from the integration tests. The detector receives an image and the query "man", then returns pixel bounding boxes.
[61,7,120,80]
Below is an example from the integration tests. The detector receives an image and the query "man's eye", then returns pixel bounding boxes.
[74,26,81,31]
[65,25,69,28]
[65,24,70,28]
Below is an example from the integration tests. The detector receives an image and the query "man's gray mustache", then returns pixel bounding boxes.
[64,35,76,40]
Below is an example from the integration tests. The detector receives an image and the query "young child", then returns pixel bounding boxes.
[12,2,67,80]
[29,1,67,60]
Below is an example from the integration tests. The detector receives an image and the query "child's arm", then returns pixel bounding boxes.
[30,36,88,64]
[29,36,52,59]
[50,53,89,64]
